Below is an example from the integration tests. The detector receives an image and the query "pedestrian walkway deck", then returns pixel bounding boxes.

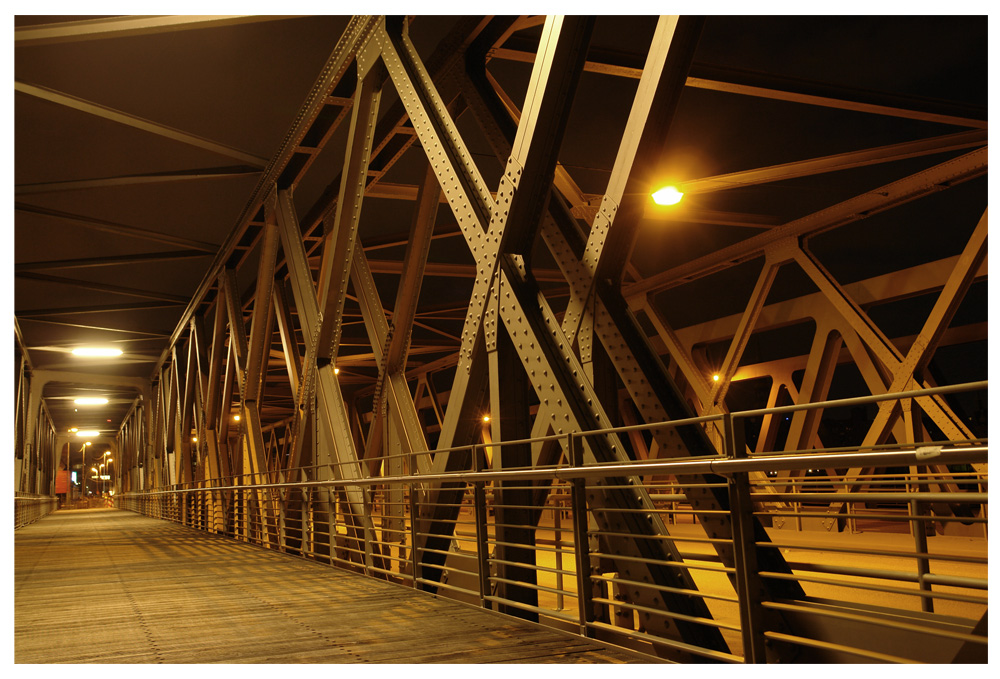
[14,509,641,664]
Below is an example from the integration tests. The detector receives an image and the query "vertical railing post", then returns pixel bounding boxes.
[568,433,593,637]
[472,444,492,610]
[724,412,767,663]
[278,488,288,552]
[408,476,420,588]
[909,498,934,612]
[363,485,374,577]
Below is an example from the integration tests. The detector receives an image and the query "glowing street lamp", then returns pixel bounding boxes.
[651,186,684,206]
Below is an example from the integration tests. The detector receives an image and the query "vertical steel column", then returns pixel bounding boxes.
[909,498,934,613]
[724,412,767,662]
[568,433,593,637]
[472,444,492,609]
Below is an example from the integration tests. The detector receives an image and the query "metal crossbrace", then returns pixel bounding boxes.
[378,16,747,658]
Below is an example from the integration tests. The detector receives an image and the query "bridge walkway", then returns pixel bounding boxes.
[15,509,641,664]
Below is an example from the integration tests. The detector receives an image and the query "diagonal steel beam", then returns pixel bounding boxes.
[16,81,268,167]
[624,146,989,299]
[314,44,385,365]
[274,188,373,537]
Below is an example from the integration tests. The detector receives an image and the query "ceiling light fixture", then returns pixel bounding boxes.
[712,374,720,382]
[71,347,123,357]
[651,186,684,206]
[482,415,491,423]
[69,427,78,433]
[76,431,100,437]
[74,397,108,406]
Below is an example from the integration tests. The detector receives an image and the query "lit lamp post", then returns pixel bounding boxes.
[79,441,92,500]
[103,452,113,498]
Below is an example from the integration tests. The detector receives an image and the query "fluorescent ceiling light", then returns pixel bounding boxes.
[74,397,108,405]
[76,430,101,437]
[72,347,123,357]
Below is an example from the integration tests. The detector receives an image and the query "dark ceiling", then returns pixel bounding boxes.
[13,15,988,439]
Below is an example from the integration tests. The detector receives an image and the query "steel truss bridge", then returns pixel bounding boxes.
[14,15,987,663]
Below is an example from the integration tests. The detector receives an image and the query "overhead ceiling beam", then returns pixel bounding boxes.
[15,81,269,167]
[490,46,987,128]
[18,317,171,337]
[14,165,261,195]
[16,271,191,303]
[15,15,303,46]
[15,203,218,252]
[16,301,185,318]
[365,259,566,282]
[16,250,212,272]
[679,129,989,195]
[624,146,988,299]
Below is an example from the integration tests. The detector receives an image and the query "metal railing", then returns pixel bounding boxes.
[119,381,988,663]
[15,493,59,529]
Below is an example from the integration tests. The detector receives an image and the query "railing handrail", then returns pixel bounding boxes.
[121,445,987,497]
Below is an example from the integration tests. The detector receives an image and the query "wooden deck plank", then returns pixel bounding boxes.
[15,509,642,664]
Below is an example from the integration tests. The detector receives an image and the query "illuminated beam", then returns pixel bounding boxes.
[15,165,261,195]
[14,15,303,45]
[16,301,184,317]
[624,147,988,299]
[679,129,988,195]
[17,317,170,337]
[16,81,268,167]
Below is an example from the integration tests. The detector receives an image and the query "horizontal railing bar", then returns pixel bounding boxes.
[480,595,579,623]
[591,573,739,604]
[753,491,988,502]
[590,596,742,633]
[588,550,737,575]
[762,630,918,664]
[122,447,987,497]
[585,620,742,664]
[783,561,988,589]
[762,600,988,645]
[757,540,989,564]
[758,571,989,605]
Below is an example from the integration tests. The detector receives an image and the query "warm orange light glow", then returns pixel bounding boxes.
[192,436,198,443]
[69,427,78,433]
[482,415,491,423]
[72,347,123,358]
[334,367,340,375]
[85,441,92,447]
[234,414,241,421]
[652,186,684,206]
[712,374,720,382]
